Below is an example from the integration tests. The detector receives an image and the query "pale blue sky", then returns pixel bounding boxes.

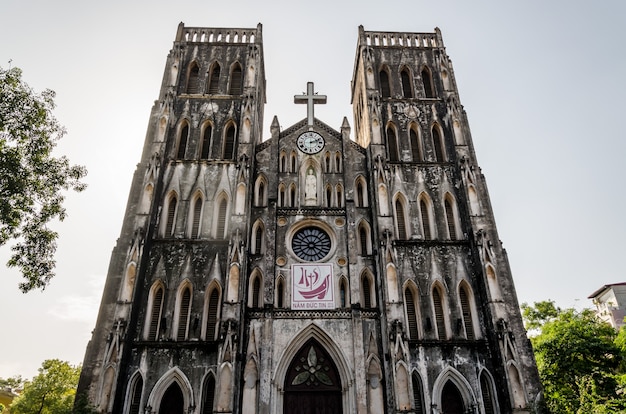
[1,1,625,378]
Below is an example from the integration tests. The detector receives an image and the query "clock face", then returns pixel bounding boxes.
[297,131,325,154]
[292,227,331,261]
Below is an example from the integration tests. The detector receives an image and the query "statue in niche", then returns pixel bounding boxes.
[304,167,317,205]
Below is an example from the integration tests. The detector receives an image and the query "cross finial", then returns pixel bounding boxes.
[294,82,327,128]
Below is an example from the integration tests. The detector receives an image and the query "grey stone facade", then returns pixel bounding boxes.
[77,23,543,414]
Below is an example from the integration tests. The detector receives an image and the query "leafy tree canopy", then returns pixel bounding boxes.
[0,65,86,292]
[522,301,626,413]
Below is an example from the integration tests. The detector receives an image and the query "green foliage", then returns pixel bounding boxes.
[9,359,80,414]
[523,301,626,413]
[0,65,86,292]
[0,376,23,389]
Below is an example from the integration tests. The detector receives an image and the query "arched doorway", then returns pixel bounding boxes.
[441,381,465,414]
[159,383,184,414]
[284,339,343,414]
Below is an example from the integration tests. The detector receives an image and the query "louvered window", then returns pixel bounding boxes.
[380,70,391,98]
[445,199,457,240]
[177,125,189,159]
[405,289,419,339]
[410,129,421,161]
[362,276,372,308]
[412,373,425,414]
[252,277,261,307]
[480,373,496,414]
[433,288,446,340]
[129,376,143,414]
[201,375,216,414]
[401,69,413,98]
[359,226,368,255]
[148,287,163,340]
[356,182,364,207]
[216,198,227,239]
[277,280,284,308]
[187,64,200,94]
[191,198,202,238]
[419,199,431,240]
[387,128,399,162]
[395,199,407,240]
[177,288,191,340]
[421,67,434,98]
[433,128,445,162]
[229,65,242,95]
[254,226,263,254]
[223,125,235,160]
[206,289,219,341]
[460,287,475,340]
[165,197,177,236]
[200,125,211,159]
[208,65,220,94]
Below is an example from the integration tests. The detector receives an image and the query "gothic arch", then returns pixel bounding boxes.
[443,192,461,240]
[157,116,168,142]
[485,264,503,301]
[213,192,229,239]
[146,367,194,412]
[289,183,297,207]
[400,66,413,98]
[378,183,389,216]
[186,61,201,94]
[140,183,153,214]
[324,151,332,173]
[403,280,421,340]
[354,175,368,207]
[360,269,376,308]
[235,183,246,215]
[290,151,297,172]
[367,356,385,413]
[254,174,268,207]
[162,191,179,237]
[506,361,527,409]
[411,371,426,414]
[275,274,286,308]
[188,190,205,238]
[124,371,144,414]
[468,184,481,215]
[200,371,217,414]
[431,367,476,413]
[431,123,446,162]
[386,122,400,162]
[176,120,190,159]
[227,264,240,303]
[357,219,372,255]
[144,280,165,340]
[338,275,349,308]
[431,281,450,340]
[479,368,500,414]
[379,65,391,98]
[409,122,423,162]
[119,261,137,304]
[222,121,237,160]
[457,280,480,339]
[248,268,263,308]
[395,362,411,410]
[393,192,410,240]
[417,192,435,240]
[335,151,342,172]
[279,151,287,172]
[228,62,243,95]
[421,65,435,98]
[251,219,265,255]
[202,280,222,341]
[207,62,221,94]
[278,183,287,207]
[199,121,213,159]
[272,323,355,413]
[336,184,344,207]
[386,264,399,303]
[173,279,193,340]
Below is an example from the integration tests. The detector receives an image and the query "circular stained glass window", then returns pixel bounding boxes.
[292,227,331,262]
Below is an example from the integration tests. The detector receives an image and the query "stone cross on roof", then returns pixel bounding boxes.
[294,82,327,128]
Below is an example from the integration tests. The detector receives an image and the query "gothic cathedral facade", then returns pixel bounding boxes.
[77,23,543,414]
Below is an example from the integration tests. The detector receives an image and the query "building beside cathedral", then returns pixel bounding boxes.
[77,23,543,414]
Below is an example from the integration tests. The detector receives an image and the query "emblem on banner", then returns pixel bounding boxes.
[291,264,334,309]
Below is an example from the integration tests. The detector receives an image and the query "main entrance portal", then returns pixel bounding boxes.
[283,339,343,414]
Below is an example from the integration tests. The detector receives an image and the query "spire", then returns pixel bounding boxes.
[341,117,351,140]
[271,115,280,139]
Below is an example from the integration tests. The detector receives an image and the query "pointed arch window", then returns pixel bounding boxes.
[444,197,457,240]
[223,124,236,160]
[280,152,287,172]
[191,196,203,238]
[207,64,220,94]
[336,185,344,207]
[432,126,445,162]
[201,374,216,414]
[387,127,399,162]
[147,285,164,341]
[480,371,497,414]
[340,279,348,307]
[410,128,422,161]
[278,185,286,207]
[289,184,296,207]
[433,287,446,340]
[200,124,212,160]
[441,381,465,413]
[395,198,408,240]
[362,274,373,308]
[255,178,266,207]
[405,287,419,340]
[216,197,228,239]
[325,185,332,208]
[419,198,432,240]
[177,124,189,159]
[401,68,413,98]
[324,152,331,173]
[358,222,371,255]
[356,179,366,207]
[276,278,285,308]
[186,63,200,94]
[253,223,263,255]
[252,275,261,308]
[159,383,184,413]
[164,194,177,237]
[206,288,220,341]
[421,66,435,98]
[335,152,342,172]
[290,152,297,172]
[128,375,143,414]
[459,284,475,340]
[229,63,242,95]
[177,286,192,340]
[380,69,391,98]
[411,373,425,414]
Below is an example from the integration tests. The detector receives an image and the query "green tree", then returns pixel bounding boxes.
[9,360,80,414]
[522,301,626,413]
[0,65,86,292]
